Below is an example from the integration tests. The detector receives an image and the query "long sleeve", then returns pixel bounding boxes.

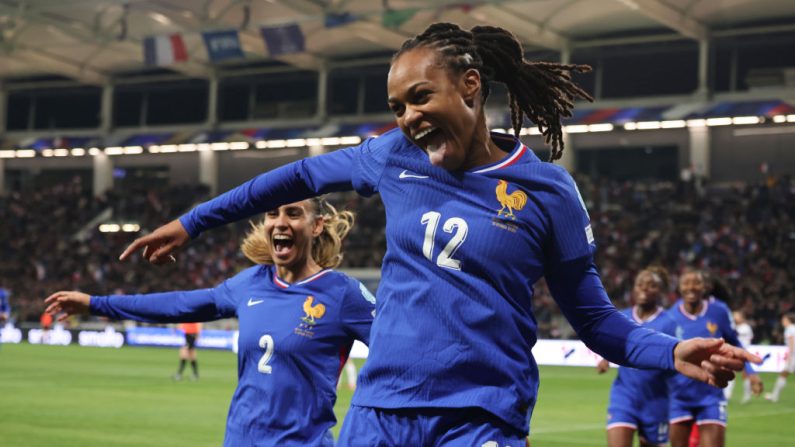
[546,260,679,371]
[90,283,237,323]
[179,146,358,238]
[341,278,376,345]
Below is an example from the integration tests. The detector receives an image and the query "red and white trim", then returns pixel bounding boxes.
[472,145,528,174]
[607,422,638,430]
[669,415,694,425]
[273,269,332,289]
[678,300,709,321]
[696,419,727,427]
[632,306,664,324]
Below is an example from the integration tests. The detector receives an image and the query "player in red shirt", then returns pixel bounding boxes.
[174,322,201,380]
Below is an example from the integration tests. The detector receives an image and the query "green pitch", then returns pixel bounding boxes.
[1,344,792,446]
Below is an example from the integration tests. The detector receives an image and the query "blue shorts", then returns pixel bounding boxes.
[607,407,669,445]
[337,405,528,447]
[669,400,728,427]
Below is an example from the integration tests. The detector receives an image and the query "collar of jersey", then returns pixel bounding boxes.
[678,299,709,320]
[273,268,332,289]
[471,132,529,174]
[632,305,664,324]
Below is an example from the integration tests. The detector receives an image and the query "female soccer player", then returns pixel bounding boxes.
[766,313,795,402]
[598,267,676,447]
[118,23,759,445]
[46,198,375,447]
[666,269,760,447]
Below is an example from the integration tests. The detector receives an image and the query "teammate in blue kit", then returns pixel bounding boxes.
[45,198,374,447]
[597,267,677,447]
[666,269,761,447]
[119,23,759,446]
[0,287,10,325]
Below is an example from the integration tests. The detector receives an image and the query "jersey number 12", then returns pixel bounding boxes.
[421,211,468,271]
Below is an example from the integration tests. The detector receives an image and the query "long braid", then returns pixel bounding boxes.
[395,23,593,162]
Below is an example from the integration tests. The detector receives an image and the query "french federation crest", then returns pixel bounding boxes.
[495,180,527,220]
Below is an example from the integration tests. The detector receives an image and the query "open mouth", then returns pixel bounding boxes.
[272,234,295,256]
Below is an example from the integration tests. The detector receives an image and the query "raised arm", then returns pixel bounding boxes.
[120,147,359,264]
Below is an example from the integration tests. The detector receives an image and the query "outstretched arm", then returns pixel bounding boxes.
[547,261,760,387]
[120,147,359,264]
[45,286,235,324]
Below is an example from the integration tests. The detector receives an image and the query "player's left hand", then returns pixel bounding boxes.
[673,338,762,388]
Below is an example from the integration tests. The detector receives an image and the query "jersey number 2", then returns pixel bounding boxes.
[258,334,274,374]
[421,211,468,270]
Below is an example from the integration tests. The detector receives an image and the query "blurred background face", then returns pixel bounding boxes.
[263,200,322,270]
[733,311,746,325]
[633,270,662,308]
[679,271,707,306]
[387,47,479,171]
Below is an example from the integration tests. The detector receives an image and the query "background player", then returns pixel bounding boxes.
[46,198,375,446]
[667,269,761,447]
[598,267,676,447]
[0,287,9,325]
[724,311,757,403]
[174,322,201,381]
[118,23,760,446]
[766,313,795,402]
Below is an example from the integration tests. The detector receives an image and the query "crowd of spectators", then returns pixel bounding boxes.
[1,173,792,344]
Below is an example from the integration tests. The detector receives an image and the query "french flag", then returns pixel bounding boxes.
[144,34,188,66]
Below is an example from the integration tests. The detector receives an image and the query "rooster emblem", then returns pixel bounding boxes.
[302,296,326,325]
[496,179,528,220]
[706,321,718,336]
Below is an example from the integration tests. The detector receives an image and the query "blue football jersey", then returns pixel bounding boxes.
[666,297,740,406]
[609,307,677,418]
[90,265,374,447]
[180,129,679,434]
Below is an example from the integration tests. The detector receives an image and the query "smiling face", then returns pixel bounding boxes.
[387,47,485,171]
[679,271,707,306]
[263,200,323,271]
[633,270,663,309]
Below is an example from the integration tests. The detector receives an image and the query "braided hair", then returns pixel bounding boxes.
[394,23,593,161]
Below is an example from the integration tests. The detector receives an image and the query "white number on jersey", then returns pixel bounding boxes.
[421,211,468,271]
[258,334,275,374]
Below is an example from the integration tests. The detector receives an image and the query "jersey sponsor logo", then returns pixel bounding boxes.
[707,320,718,336]
[247,298,264,306]
[399,169,429,179]
[495,179,527,220]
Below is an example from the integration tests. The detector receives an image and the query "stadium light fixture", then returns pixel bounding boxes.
[123,146,144,154]
[71,148,86,156]
[178,144,197,152]
[255,141,268,149]
[121,224,141,232]
[788,114,795,122]
[197,144,211,151]
[637,121,662,130]
[0,150,15,158]
[16,150,36,158]
[159,145,178,153]
[148,145,161,153]
[588,124,614,132]
[211,143,230,151]
[320,137,341,145]
[339,136,362,145]
[229,142,249,150]
[266,140,287,148]
[731,116,760,125]
[564,125,589,133]
[285,139,306,147]
[624,122,638,130]
[98,224,121,233]
[305,138,322,147]
[661,120,687,128]
[42,149,54,157]
[89,148,102,156]
[104,147,124,155]
[53,149,70,157]
[687,119,706,128]
[773,115,787,123]
[706,117,732,126]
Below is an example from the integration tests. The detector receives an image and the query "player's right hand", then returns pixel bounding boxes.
[119,219,190,264]
[44,291,91,322]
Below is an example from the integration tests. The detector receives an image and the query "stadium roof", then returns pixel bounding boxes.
[1,0,795,85]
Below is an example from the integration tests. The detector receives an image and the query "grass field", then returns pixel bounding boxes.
[1,343,793,446]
